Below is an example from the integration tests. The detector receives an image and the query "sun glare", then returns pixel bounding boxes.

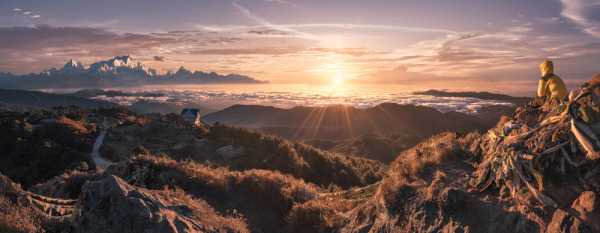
[333,77,343,85]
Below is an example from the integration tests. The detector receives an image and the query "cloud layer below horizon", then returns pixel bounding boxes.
[79,86,514,114]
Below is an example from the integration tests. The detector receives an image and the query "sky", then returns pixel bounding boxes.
[1,0,600,95]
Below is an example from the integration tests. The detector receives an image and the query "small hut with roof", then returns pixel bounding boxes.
[180,108,201,125]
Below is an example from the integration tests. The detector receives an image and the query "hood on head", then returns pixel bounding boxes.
[540,60,554,76]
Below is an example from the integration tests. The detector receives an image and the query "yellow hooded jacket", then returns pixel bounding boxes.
[537,60,567,101]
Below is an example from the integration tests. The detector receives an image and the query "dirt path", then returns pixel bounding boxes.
[91,119,112,170]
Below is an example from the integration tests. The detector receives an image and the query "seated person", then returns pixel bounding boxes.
[528,60,567,111]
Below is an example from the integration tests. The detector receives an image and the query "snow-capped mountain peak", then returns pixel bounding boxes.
[63,59,83,69]
[60,59,85,73]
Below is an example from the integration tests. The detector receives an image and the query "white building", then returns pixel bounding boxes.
[180,108,201,125]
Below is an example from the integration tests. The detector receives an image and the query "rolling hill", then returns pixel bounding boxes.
[201,103,514,140]
[0,89,118,112]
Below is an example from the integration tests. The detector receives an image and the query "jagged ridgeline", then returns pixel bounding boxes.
[0,55,267,89]
[469,73,600,206]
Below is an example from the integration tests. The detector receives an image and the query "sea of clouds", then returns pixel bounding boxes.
[88,88,514,114]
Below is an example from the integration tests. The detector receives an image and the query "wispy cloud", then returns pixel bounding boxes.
[195,23,457,36]
[0,25,173,74]
[283,23,458,34]
[31,15,41,19]
[13,8,21,11]
[560,0,600,37]
[153,56,166,61]
[22,12,31,15]
[232,2,318,40]
[247,28,292,36]
[187,47,370,57]
[263,0,300,8]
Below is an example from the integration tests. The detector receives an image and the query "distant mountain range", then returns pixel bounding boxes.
[0,89,216,115]
[414,89,532,105]
[201,103,515,140]
[0,55,267,89]
[0,89,118,112]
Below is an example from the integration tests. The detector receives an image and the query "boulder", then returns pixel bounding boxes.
[570,191,600,232]
[572,191,599,213]
[546,209,591,233]
[77,175,248,233]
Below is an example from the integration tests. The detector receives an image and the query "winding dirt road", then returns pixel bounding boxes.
[90,119,113,170]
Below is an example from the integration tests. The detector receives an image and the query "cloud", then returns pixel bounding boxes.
[0,25,173,74]
[247,28,292,36]
[23,12,31,15]
[90,88,512,114]
[232,2,317,40]
[0,25,172,51]
[153,56,166,61]
[187,47,370,57]
[263,0,300,8]
[31,15,41,19]
[560,0,600,37]
[507,22,533,33]
[14,8,21,11]
[283,23,458,34]
[197,37,243,46]
[360,66,436,84]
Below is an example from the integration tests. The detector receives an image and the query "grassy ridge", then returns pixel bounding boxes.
[208,122,387,189]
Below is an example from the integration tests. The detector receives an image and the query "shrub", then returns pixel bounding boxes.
[286,200,340,233]
[156,152,170,159]
[132,145,150,156]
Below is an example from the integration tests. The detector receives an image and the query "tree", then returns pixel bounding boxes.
[133,145,150,155]
[66,105,86,122]
[165,113,186,125]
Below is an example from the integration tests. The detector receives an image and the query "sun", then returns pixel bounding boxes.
[333,77,343,85]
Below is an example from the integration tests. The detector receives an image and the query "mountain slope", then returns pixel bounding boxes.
[414,89,532,105]
[0,89,118,111]
[202,103,513,140]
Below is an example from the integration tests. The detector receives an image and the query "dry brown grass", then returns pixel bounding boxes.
[425,170,447,202]
[390,132,461,180]
[379,174,410,211]
[0,172,73,233]
[378,132,470,210]
[285,200,341,233]
[161,186,250,233]
[494,116,510,133]
[110,155,319,216]
[0,196,42,233]
[237,169,318,215]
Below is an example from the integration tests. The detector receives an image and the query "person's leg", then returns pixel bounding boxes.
[544,98,560,112]
[527,96,546,108]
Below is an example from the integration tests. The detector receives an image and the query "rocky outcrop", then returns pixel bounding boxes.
[546,209,592,233]
[77,175,248,233]
[569,191,600,232]
[571,191,599,213]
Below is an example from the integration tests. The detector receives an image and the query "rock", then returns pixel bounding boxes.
[546,209,591,233]
[442,188,469,213]
[572,191,599,213]
[77,175,248,233]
